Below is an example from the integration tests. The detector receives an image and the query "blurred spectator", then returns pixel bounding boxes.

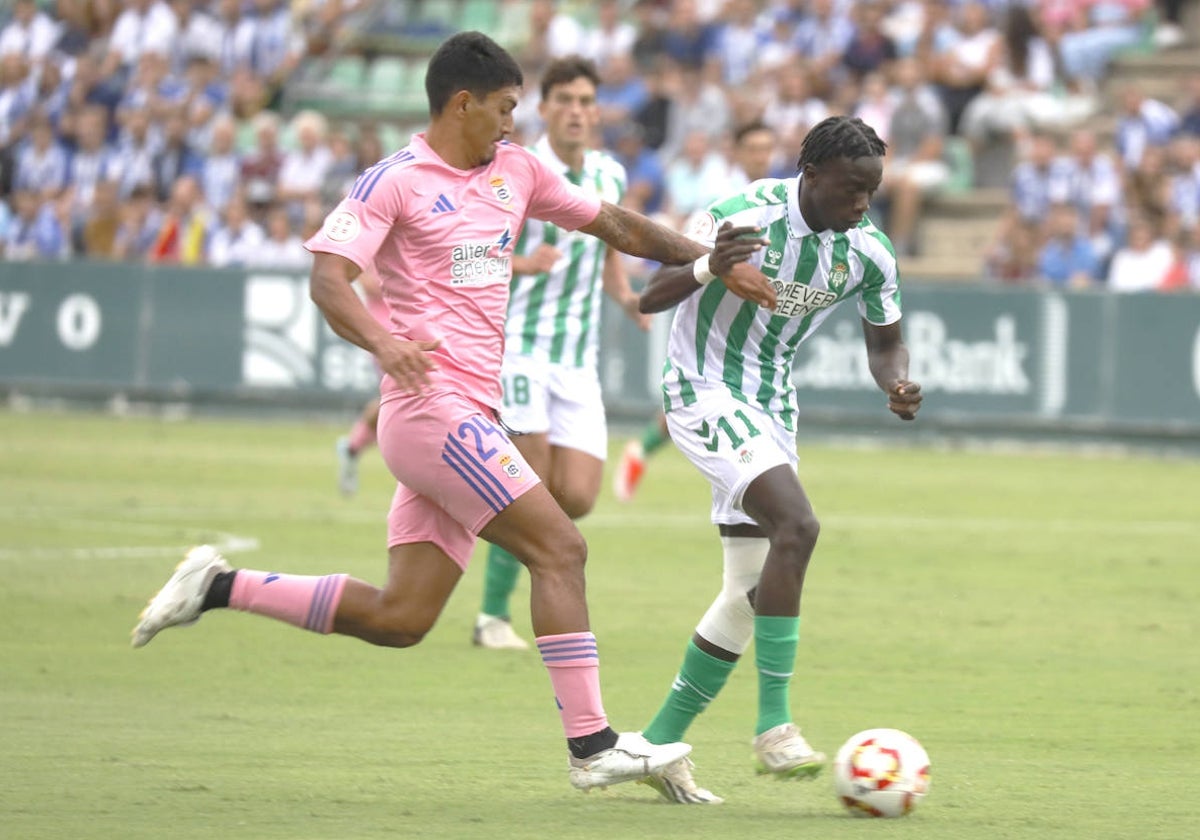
[1046,0,1154,87]
[152,110,202,202]
[321,127,359,205]
[212,0,254,77]
[1037,202,1100,288]
[148,173,209,263]
[928,0,1001,135]
[207,192,264,267]
[518,0,584,73]
[102,0,179,88]
[167,0,223,72]
[1107,213,1175,291]
[243,0,305,108]
[240,110,283,209]
[761,64,828,152]
[81,178,123,257]
[15,112,69,200]
[960,4,1095,147]
[277,109,332,217]
[248,202,308,268]
[112,183,161,260]
[630,0,668,72]
[596,51,649,148]
[0,193,12,257]
[842,1,898,83]
[0,0,63,67]
[64,104,120,228]
[660,0,717,73]
[612,122,665,215]
[0,53,36,149]
[1179,73,1200,137]
[197,113,240,214]
[664,129,731,223]
[853,70,896,144]
[660,60,731,161]
[708,0,764,88]
[791,0,855,89]
[984,217,1038,284]
[726,120,779,189]
[181,54,228,149]
[33,54,72,132]
[1114,82,1180,169]
[877,57,951,256]
[581,0,637,75]
[113,106,160,198]
[1165,134,1200,241]
[1051,128,1122,260]
[1127,143,1170,227]
[3,189,70,260]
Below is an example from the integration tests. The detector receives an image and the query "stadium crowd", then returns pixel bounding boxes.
[1,0,1198,291]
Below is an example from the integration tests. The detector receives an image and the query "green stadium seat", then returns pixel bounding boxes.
[417,0,459,26]
[327,56,366,91]
[942,136,975,194]
[461,0,498,30]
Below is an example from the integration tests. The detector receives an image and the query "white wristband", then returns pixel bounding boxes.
[692,253,716,286]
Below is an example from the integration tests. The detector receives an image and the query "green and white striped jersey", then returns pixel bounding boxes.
[664,176,901,432]
[504,136,626,369]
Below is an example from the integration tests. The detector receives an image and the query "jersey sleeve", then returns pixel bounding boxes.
[856,234,902,326]
[524,152,601,231]
[304,172,403,271]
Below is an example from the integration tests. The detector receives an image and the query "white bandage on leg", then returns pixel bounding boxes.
[695,536,769,655]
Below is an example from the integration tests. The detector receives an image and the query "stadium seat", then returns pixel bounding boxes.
[417,0,459,27]
[942,136,975,194]
[327,56,366,92]
[461,0,498,30]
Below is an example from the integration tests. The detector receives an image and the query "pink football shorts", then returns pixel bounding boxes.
[377,387,541,569]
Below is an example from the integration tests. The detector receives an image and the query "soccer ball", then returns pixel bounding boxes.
[833,728,930,818]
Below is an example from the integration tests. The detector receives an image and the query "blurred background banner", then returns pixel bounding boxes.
[3,264,1198,435]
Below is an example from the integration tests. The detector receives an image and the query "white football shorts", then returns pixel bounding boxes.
[499,351,608,461]
[665,384,798,526]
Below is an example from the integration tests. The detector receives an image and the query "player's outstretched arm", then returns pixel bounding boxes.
[639,222,776,313]
[579,201,708,265]
[862,319,921,421]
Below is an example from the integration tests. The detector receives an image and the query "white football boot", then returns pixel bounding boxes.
[131,545,231,648]
[753,723,826,779]
[641,757,724,804]
[569,732,691,791]
[472,613,530,650]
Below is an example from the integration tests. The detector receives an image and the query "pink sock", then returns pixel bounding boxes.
[537,632,609,738]
[347,418,376,455]
[229,570,348,634]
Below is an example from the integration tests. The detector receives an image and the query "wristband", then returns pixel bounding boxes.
[692,253,716,286]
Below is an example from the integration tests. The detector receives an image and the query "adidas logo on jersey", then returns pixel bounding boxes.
[431,194,456,214]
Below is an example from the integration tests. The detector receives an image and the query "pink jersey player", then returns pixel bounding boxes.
[131,31,729,795]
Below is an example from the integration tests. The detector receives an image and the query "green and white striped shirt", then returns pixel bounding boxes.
[504,136,626,368]
[664,176,901,432]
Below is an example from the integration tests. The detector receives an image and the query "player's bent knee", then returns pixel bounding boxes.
[772,513,821,558]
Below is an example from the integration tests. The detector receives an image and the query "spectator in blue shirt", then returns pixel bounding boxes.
[1037,202,1100,288]
[612,122,665,216]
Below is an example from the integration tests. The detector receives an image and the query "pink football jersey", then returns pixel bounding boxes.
[305,134,601,408]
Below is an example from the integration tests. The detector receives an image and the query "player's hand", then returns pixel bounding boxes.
[723,262,777,310]
[886,379,922,421]
[709,222,767,277]
[620,293,653,331]
[525,243,562,274]
[376,338,441,394]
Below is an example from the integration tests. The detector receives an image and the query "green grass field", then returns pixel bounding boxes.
[2,410,1197,840]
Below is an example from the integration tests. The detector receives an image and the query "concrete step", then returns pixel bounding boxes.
[916,216,998,260]
[899,253,984,282]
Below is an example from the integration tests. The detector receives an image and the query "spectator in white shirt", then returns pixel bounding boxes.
[1107,214,1175,292]
[0,0,62,65]
[207,192,265,267]
[103,0,180,81]
[580,0,636,74]
[276,108,332,215]
[247,203,308,268]
[198,113,240,214]
[15,113,70,200]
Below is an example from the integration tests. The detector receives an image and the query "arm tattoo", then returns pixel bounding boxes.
[584,202,707,265]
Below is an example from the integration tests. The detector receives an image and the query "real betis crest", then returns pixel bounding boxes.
[828,261,849,294]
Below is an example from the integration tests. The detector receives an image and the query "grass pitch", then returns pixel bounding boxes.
[1,410,1197,840]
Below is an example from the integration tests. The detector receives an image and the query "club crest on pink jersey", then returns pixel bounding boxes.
[490,177,513,205]
[324,210,361,243]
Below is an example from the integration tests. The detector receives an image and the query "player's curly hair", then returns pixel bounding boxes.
[797,116,887,170]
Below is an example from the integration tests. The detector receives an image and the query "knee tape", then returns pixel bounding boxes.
[695,536,769,655]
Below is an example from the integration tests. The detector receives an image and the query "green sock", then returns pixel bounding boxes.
[480,544,522,618]
[643,640,737,744]
[641,420,669,455]
[754,615,800,736]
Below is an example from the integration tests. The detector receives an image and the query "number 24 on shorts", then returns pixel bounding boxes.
[694,409,762,452]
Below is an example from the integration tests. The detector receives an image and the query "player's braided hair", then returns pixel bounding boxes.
[797,116,887,170]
